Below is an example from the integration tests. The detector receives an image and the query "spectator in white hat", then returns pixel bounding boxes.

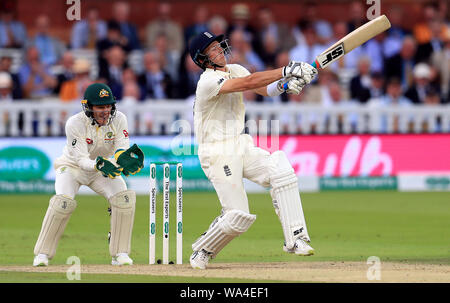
[0,55,22,99]
[0,72,13,101]
[226,3,258,49]
[208,15,228,37]
[405,63,441,104]
[0,72,13,136]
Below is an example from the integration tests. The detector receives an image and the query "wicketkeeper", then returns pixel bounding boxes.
[33,83,144,266]
[188,32,317,269]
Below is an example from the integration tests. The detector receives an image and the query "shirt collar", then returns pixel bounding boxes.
[205,66,230,77]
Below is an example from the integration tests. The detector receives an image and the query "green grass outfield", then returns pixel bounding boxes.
[0,191,449,282]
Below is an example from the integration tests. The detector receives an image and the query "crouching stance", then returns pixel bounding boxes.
[33,83,144,266]
[188,32,316,269]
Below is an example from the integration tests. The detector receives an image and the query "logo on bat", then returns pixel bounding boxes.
[223,165,232,176]
[317,43,344,68]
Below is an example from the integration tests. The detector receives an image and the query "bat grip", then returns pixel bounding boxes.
[311,60,321,69]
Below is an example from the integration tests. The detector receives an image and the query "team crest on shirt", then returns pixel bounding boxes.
[123,130,129,137]
[104,131,115,143]
[99,89,109,98]
[86,138,93,144]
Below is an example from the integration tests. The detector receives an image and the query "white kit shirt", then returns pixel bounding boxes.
[193,64,251,145]
[54,111,130,172]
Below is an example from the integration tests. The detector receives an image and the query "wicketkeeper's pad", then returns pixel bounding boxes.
[108,190,136,256]
[34,195,77,259]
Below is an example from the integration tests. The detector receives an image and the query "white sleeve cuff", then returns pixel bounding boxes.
[267,80,284,97]
[78,158,97,172]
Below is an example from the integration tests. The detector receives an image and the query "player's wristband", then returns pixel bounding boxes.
[267,80,285,97]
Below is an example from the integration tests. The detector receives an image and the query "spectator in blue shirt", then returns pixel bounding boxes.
[229,29,265,73]
[302,3,333,45]
[379,78,413,106]
[383,6,411,59]
[27,15,66,66]
[370,77,414,133]
[70,7,107,49]
[110,1,140,50]
[0,9,27,48]
[290,22,326,65]
[18,46,57,99]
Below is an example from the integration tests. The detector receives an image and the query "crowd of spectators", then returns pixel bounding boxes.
[0,1,449,135]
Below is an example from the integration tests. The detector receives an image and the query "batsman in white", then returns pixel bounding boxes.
[32,83,144,266]
[188,32,317,269]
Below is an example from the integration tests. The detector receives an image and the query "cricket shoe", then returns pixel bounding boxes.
[283,239,315,256]
[190,249,211,269]
[111,253,133,265]
[33,253,49,266]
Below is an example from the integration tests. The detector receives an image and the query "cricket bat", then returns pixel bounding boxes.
[311,15,391,70]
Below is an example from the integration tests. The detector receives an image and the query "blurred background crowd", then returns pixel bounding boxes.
[0,0,449,135]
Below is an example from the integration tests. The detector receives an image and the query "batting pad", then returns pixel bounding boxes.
[34,195,77,259]
[192,209,256,258]
[108,190,136,256]
[269,152,310,249]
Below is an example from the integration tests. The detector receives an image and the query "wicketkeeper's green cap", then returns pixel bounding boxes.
[82,83,116,106]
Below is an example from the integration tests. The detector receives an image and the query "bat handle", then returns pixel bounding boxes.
[311,60,320,69]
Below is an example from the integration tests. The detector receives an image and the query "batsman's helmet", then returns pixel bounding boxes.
[189,31,231,70]
[81,83,117,125]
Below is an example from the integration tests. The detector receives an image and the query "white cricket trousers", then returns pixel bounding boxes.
[54,165,127,199]
[198,134,277,213]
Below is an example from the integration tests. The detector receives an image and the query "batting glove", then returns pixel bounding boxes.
[278,77,304,95]
[282,61,318,85]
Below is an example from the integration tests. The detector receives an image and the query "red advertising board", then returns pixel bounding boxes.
[255,134,450,177]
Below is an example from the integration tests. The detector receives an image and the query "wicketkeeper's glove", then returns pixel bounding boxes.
[95,156,123,178]
[115,144,145,176]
